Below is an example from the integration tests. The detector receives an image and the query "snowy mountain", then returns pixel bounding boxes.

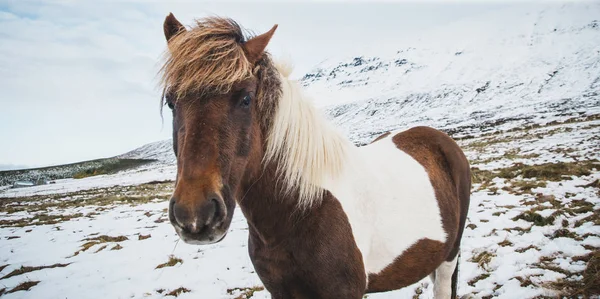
[304,2,600,144]
[125,2,599,159]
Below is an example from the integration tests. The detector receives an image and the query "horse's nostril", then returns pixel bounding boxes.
[208,195,226,224]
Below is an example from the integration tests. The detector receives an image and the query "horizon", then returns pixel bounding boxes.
[0,1,578,170]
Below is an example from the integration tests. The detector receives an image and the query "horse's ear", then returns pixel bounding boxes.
[244,24,278,64]
[164,13,185,42]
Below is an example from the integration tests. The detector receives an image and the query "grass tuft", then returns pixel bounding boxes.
[156,255,183,269]
[0,263,70,280]
[227,286,265,299]
[470,251,495,270]
[468,273,490,287]
[166,287,191,297]
[6,280,40,294]
[138,234,151,240]
[512,210,555,226]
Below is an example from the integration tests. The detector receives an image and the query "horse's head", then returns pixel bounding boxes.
[160,14,280,244]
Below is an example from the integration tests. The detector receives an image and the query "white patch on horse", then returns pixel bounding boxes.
[323,134,447,277]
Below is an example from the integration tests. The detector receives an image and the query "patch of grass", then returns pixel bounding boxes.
[138,234,151,240]
[498,239,513,247]
[0,181,173,216]
[515,245,539,253]
[515,276,536,288]
[498,160,599,181]
[165,287,190,297]
[568,200,595,214]
[550,229,582,240]
[94,245,108,253]
[470,251,495,270]
[0,213,84,228]
[72,235,128,256]
[507,180,547,195]
[156,255,183,269]
[544,250,600,297]
[0,264,8,272]
[468,273,490,287]
[227,286,265,299]
[72,159,155,179]
[580,179,600,189]
[471,167,496,185]
[111,244,123,251]
[467,223,477,230]
[512,210,555,226]
[6,280,40,294]
[574,210,600,228]
[0,263,70,280]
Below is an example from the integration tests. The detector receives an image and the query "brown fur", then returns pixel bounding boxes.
[161,15,470,298]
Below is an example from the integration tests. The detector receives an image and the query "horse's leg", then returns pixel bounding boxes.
[432,254,458,299]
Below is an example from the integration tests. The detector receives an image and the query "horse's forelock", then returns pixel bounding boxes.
[160,17,254,97]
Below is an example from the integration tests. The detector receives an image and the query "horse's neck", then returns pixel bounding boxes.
[237,161,317,244]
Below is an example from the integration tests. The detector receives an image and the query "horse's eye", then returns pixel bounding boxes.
[241,94,252,108]
[166,100,175,110]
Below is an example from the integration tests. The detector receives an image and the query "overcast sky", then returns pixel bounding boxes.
[0,0,551,169]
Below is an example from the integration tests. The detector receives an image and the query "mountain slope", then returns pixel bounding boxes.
[304,2,600,144]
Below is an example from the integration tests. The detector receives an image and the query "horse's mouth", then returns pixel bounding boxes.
[172,222,228,245]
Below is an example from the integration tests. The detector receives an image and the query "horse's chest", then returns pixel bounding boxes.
[325,138,448,276]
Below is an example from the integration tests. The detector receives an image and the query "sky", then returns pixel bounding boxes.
[0,0,548,169]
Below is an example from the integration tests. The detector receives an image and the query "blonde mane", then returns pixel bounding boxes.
[265,62,354,209]
[160,17,253,97]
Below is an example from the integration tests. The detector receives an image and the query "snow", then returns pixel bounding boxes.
[1,2,599,299]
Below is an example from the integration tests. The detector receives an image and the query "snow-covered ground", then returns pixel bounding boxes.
[1,2,600,299]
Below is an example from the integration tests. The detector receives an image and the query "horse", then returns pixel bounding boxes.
[160,13,471,299]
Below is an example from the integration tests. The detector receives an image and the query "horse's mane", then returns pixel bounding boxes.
[160,16,352,209]
[265,62,353,209]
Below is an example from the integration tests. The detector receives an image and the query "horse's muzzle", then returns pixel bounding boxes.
[168,195,228,245]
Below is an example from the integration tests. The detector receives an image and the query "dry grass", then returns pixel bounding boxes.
[227,286,265,299]
[0,180,173,217]
[468,273,490,287]
[0,213,84,228]
[6,280,40,294]
[512,210,555,226]
[470,251,495,270]
[544,250,600,297]
[156,255,183,269]
[471,160,599,190]
[72,235,128,256]
[498,239,513,247]
[138,234,151,240]
[165,287,191,297]
[0,263,70,280]
[498,160,599,181]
